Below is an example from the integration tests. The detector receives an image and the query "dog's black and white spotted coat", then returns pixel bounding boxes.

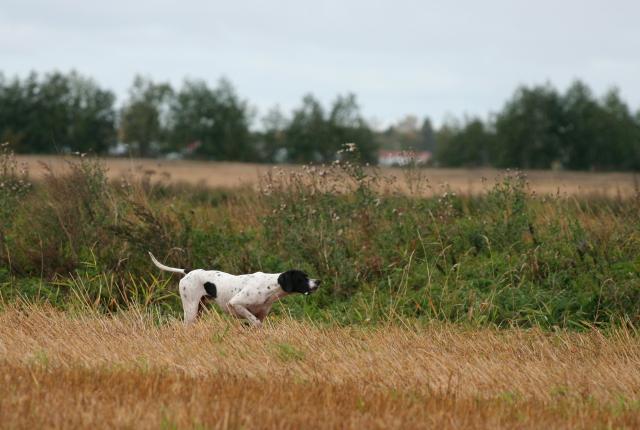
[149,252,321,326]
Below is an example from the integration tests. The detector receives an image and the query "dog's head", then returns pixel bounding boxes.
[278,270,321,295]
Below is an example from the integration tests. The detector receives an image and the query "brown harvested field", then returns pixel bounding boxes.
[1,306,640,429]
[15,155,640,197]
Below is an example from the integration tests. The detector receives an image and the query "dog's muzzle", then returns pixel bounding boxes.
[306,279,322,294]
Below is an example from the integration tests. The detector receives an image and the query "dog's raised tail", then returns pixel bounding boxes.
[148,252,189,275]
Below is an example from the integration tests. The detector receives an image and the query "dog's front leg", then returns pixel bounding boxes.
[228,299,262,327]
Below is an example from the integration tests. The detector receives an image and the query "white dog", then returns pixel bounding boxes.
[149,252,321,326]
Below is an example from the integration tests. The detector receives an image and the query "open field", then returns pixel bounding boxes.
[1,306,640,429]
[2,153,640,428]
[15,155,640,197]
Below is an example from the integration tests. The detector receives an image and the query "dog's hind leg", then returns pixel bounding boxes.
[182,299,199,325]
[179,277,204,325]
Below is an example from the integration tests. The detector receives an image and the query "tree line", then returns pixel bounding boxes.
[0,71,376,164]
[1,70,639,170]
[434,82,640,170]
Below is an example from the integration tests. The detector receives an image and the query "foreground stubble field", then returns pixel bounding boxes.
[1,306,640,429]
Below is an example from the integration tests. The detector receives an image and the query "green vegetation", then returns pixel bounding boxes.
[0,71,376,163]
[436,81,640,170]
[0,71,116,154]
[1,146,639,329]
[2,70,640,169]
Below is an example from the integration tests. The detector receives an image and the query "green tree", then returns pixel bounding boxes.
[494,83,564,169]
[169,79,254,160]
[328,94,377,163]
[284,93,376,163]
[120,76,173,156]
[558,81,640,170]
[593,88,639,170]
[66,73,117,153]
[0,73,38,152]
[419,117,437,152]
[0,71,116,154]
[284,94,329,163]
[435,118,494,167]
[258,106,287,163]
[559,81,603,170]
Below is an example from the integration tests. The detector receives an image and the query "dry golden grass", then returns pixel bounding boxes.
[15,155,640,197]
[1,306,640,429]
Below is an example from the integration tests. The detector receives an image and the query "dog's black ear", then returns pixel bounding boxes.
[278,271,295,293]
[278,270,309,293]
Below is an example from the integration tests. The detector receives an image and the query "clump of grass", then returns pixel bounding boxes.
[3,154,112,274]
[0,143,31,272]
[270,341,305,362]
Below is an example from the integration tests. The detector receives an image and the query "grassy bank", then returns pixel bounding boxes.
[1,147,639,328]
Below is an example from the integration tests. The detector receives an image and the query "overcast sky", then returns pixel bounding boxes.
[2,0,639,128]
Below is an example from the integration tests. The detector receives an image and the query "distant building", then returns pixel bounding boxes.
[378,150,432,167]
[108,142,131,157]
